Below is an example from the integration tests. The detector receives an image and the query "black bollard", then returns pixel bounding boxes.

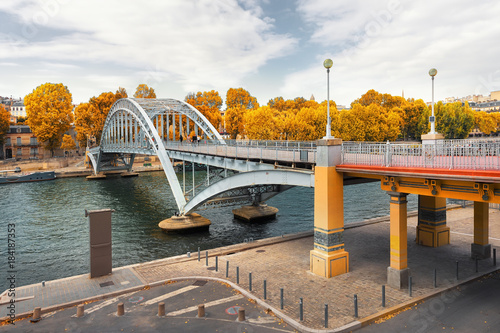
[354,294,358,318]
[409,276,412,297]
[198,247,200,261]
[236,266,239,284]
[226,261,229,278]
[249,272,252,291]
[324,304,328,328]
[382,285,386,307]
[299,298,303,321]
[280,288,284,309]
[434,268,437,288]
[263,280,267,300]
[215,256,218,272]
[206,251,208,266]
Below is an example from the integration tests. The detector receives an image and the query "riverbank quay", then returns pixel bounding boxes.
[1,206,499,332]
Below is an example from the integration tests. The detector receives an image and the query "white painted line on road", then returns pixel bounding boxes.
[451,231,500,241]
[143,285,199,306]
[71,290,139,317]
[167,294,244,316]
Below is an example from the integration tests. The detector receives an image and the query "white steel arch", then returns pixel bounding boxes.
[182,170,314,214]
[100,98,187,209]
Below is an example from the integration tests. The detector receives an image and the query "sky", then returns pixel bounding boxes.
[1,0,500,108]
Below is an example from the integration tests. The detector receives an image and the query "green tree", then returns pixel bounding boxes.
[435,101,475,139]
[25,83,74,155]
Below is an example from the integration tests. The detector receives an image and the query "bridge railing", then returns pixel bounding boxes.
[341,140,500,170]
[164,139,317,164]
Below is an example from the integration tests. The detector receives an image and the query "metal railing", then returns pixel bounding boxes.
[341,140,500,170]
[164,139,317,164]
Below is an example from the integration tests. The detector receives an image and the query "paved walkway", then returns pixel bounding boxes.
[1,205,499,332]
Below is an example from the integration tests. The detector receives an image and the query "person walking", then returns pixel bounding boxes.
[180,134,183,144]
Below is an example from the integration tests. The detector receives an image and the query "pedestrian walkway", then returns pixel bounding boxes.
[1,206,499,332]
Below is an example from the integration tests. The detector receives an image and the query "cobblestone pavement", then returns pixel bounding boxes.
[133,206,500,330]
[2,206,499,332]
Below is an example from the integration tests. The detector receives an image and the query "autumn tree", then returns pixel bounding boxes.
[474,111,497,135]
[117,87,128,98]
[25,83,74,155]
[226,88,259,110]
[185,90,223,129]
[134,84,156,98]
[74,91,123,146]
[0,104,10,159]
[244,106,278,140]
[225,105,246,139]
[60,134,76,155]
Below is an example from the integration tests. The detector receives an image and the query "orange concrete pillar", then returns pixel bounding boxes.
[387,192,409,289]
[310,138,349,278]
[416,195,450,247]
[471,201,491,259]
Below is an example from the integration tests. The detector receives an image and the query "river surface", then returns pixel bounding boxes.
[0,171,419,292]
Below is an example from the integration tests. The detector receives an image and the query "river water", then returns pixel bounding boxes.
[0,171,419,292]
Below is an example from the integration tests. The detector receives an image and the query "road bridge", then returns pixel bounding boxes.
[87,98,500,289]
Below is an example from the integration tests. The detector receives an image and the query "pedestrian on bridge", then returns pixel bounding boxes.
[180,134,183,144]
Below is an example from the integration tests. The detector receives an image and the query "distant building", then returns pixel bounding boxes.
[2,125,82,160]
[10,100,26,118]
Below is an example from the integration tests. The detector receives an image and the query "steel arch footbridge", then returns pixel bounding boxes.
[87,98,315,216]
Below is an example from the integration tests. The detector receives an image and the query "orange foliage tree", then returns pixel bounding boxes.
[134,84,156,98]
[25,83,74,155]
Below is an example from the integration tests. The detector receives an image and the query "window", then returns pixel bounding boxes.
[16,148,22,156]
[6,137,11,145]
[30,137,37,145]
[16,137,22,145]
[30,147,38,156]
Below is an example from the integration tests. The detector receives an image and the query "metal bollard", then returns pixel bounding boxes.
[198,304,205,318]
[187,251,191,258]
[382,285,386,307]
[238,307,245,321]
[117,303,124,316]
[249,272,252,291]
[280,288,284,309]
[299,298,303,321]
[434,268,437,288]
[236,266,240,284]
[216,256,218,272]
[456,261,459,280]
[76,304,84,318]
[263,280,267,300]
[226,261,229,278]
[206,251,209,266]
[158,302,165,317]
[324,304,328,328]
[409,276,412,297]
[475,255,479,273]
[494,248,497,266]
[30,307,41,323]
[198,247,200,261]
[354,294,358,318]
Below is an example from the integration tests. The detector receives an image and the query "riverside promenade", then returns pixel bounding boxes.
[1,206,499,332]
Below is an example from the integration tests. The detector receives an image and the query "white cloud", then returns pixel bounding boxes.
[286,0,500,105]
[0,0,297,102]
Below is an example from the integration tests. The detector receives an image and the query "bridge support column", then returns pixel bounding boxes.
[310,138,349,278]
[471,201,491,259]
[416,195,450,247]
[387,192,410,289]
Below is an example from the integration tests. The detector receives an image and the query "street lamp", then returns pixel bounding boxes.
[429,68,437,134]
[323,59,333,139]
